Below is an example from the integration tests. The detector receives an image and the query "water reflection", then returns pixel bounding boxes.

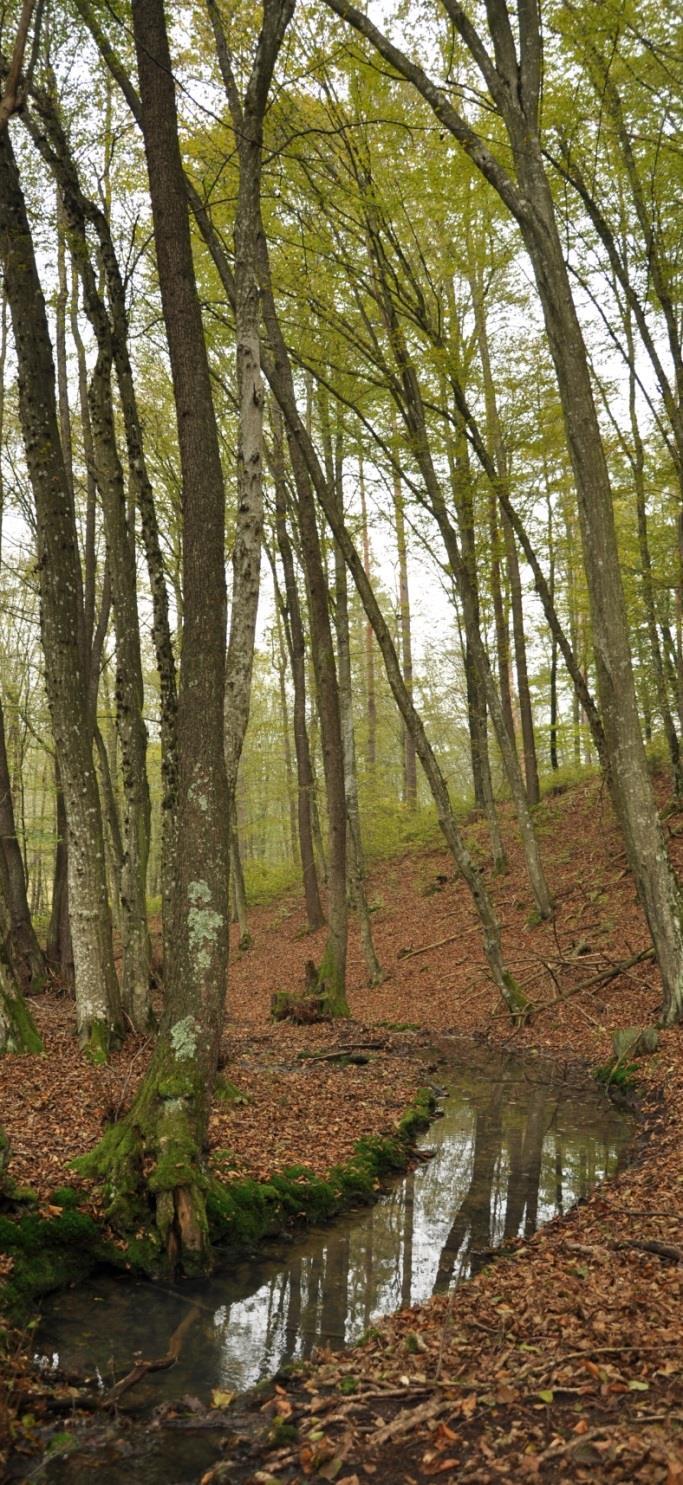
[38,1047,629,1407]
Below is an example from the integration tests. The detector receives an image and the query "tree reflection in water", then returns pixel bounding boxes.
[39,1048,630,1407]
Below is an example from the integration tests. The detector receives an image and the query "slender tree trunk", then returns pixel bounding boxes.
[89,347,152,1029]
[272,413,325,930]
[444,415,506,871]
[289,436,349,1014]
[358,455,378,776]
[473,281,539,805]
[0,697,45,991]
[274,604,299,865]
[503,514,540,804]
[46,766,73,987]
[324,410,382,986]
[391,456,418,809]
[230,801,251,950]
[548,509,559,772]
[0,870,42,1055]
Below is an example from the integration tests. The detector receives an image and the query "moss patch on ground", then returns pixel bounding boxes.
[0,1196,111,1321]
[206,1086,435,1252]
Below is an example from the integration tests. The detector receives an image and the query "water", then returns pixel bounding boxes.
[30,1044,631,1482]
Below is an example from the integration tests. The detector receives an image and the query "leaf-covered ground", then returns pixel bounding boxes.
[2,773,683,1479]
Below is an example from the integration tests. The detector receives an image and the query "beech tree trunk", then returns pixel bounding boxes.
[82,0,231,1268]
[289,436,349,1013]
[391,461,418,809]
[359,456,378,777]
[0,696,45,992]
[324,409,382,985]
[272,418,325,931]
[0,122,122,1059]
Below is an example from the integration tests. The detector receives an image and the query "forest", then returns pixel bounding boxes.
[0,0,682,1479]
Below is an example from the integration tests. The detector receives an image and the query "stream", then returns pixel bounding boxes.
[29,1043,632,1483]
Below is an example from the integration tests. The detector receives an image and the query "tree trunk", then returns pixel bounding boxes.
[325,409,382,986]
[359,455,378,777]
[82,0,231,1268]
[289,435,349,1014]
[0,695,45,991]
[503,513,540,805]
[0,122,121,1059]
[472,276,539,804]
[391,457,418,809]
[89,346,152,1030]
[443,414,506,872]
[274,603,299,865]
[272,425,325,932]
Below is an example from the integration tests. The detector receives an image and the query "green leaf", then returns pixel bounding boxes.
[628,1379,649,1391]
[537,1390,554,1404]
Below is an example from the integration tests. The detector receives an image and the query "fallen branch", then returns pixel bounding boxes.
[368,1395,449,1446]
[103,1305,199,1406]
[297,1042,383,1062]
[613,1239,683,1263]
[533,946,655,1014]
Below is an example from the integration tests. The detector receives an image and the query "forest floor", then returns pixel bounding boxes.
[2,771,683,1480]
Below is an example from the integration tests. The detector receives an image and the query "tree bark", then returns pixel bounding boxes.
[0,122,121,1058]
[0,695,45,991]
[82,0,231,1268]
[271,417,325,931]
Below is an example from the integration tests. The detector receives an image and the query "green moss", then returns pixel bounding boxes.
[214,1078,249,1106]
[48,1187,81,1210]
[82,1020,111,1066]
[1,985,42,1055]
[206,1088,435,1254]
[0,1205,105,1321]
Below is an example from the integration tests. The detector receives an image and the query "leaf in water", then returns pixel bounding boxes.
[210,1387,235,1409]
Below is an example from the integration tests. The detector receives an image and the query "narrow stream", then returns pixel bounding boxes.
[30,1044,631,1483]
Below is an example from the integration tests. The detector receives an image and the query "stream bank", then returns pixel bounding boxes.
[9,1042,633,1482]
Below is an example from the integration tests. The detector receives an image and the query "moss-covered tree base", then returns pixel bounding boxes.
[271,955,350,1023]
[501,972,532,1027]
[74,1051,213,1278]
[79,1016,128,1066]
[0,963,43,1055]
